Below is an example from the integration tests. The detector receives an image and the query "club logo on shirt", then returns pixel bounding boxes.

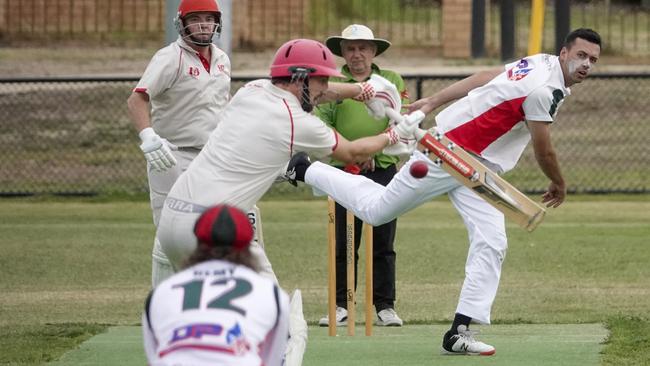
[170,323,223,343]
[507,58,533,81]
[217,64,226,73]
[189,66,200,78]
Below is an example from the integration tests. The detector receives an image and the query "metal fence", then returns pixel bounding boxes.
[0,74,648,197]
[1,0,649,57]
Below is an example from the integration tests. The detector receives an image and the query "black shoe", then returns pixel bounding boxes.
[284,152,311,187]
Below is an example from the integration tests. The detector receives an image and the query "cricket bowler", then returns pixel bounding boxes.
[287,28,602,355]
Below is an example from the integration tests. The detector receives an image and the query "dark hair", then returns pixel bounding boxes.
[564,28,602,49]
[271,76,292,85]
[182,245,260,271]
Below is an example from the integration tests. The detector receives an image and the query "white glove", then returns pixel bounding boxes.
[355,74,401,120]
[383,110,425,158]
[395,110,425,139]
[138,127,178,172]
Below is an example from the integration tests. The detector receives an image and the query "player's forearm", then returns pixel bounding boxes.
[335,134,390,164]
[127,93,152,132]
[320,82,363,103]
[534,149,565,187]
[422,68,502,112]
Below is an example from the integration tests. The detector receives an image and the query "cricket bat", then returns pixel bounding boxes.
[385,108,545,232]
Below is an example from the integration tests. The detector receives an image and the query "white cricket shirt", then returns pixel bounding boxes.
[168,79,338,211]
[142,259,289,366]
[436,54,570,172]
[134,37,231,148]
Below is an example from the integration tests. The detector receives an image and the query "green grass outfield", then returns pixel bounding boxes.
[0,197,649,365]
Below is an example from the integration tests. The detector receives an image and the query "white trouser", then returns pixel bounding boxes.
[148,149,198,286]
[157,203,278,283]
[147,149,271,286]
[305,150,507,324]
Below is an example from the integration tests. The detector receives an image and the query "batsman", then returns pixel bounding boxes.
[286,29,602,355]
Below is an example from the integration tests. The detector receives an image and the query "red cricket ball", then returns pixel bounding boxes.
[409,160,429,178]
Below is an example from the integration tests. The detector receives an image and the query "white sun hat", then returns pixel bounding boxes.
[325,24,391,57]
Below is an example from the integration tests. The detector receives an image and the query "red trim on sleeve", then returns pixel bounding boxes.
[331,130,339,152]
[176,49,184,79]
[281,99,295,157]
[133,87,148,94]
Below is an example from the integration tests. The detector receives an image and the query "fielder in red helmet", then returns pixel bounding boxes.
[174,0,222,46]
[127,0,236,289]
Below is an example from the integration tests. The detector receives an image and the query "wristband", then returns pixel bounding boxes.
[353,82,375,101]
[139,127,156,142]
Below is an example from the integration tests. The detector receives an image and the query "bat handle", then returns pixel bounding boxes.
[415,128,427,141]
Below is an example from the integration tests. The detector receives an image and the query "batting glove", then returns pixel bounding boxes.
[383,110,425,158]
[354,74,402,120]
[138,127,178,172]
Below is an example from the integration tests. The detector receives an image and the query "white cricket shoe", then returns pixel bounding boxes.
[441,325,496,356]
[318,306,347,327]
[376,308,403,326]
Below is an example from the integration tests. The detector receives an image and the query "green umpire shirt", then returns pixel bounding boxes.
[315,64,409,169]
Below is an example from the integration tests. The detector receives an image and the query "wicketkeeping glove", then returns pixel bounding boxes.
[138,127,178,172]
[354,74,402,120]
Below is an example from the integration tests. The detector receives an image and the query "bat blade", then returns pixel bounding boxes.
[418,129,546,232]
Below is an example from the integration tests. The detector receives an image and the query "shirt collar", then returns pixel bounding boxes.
[262,79,301,102]
[176,36,216,57]
[340,63,382,82]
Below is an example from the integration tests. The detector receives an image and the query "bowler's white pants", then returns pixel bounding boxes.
[305,150,507,324]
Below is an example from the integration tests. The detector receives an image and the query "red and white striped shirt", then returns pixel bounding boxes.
[436,54,569,172]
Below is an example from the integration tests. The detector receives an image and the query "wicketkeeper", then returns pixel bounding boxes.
[142,204,293,366]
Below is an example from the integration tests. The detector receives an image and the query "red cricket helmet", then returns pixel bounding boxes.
[174,0,222,46]
[178,0,220,18]
[270,39,343,78]
[193,205,253,252]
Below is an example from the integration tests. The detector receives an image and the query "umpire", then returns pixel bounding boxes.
[316,24,407,327]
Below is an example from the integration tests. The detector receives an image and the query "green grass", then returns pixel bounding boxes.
[0,198,648,364]
[46,324,608,366]
[602,316,650,366]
